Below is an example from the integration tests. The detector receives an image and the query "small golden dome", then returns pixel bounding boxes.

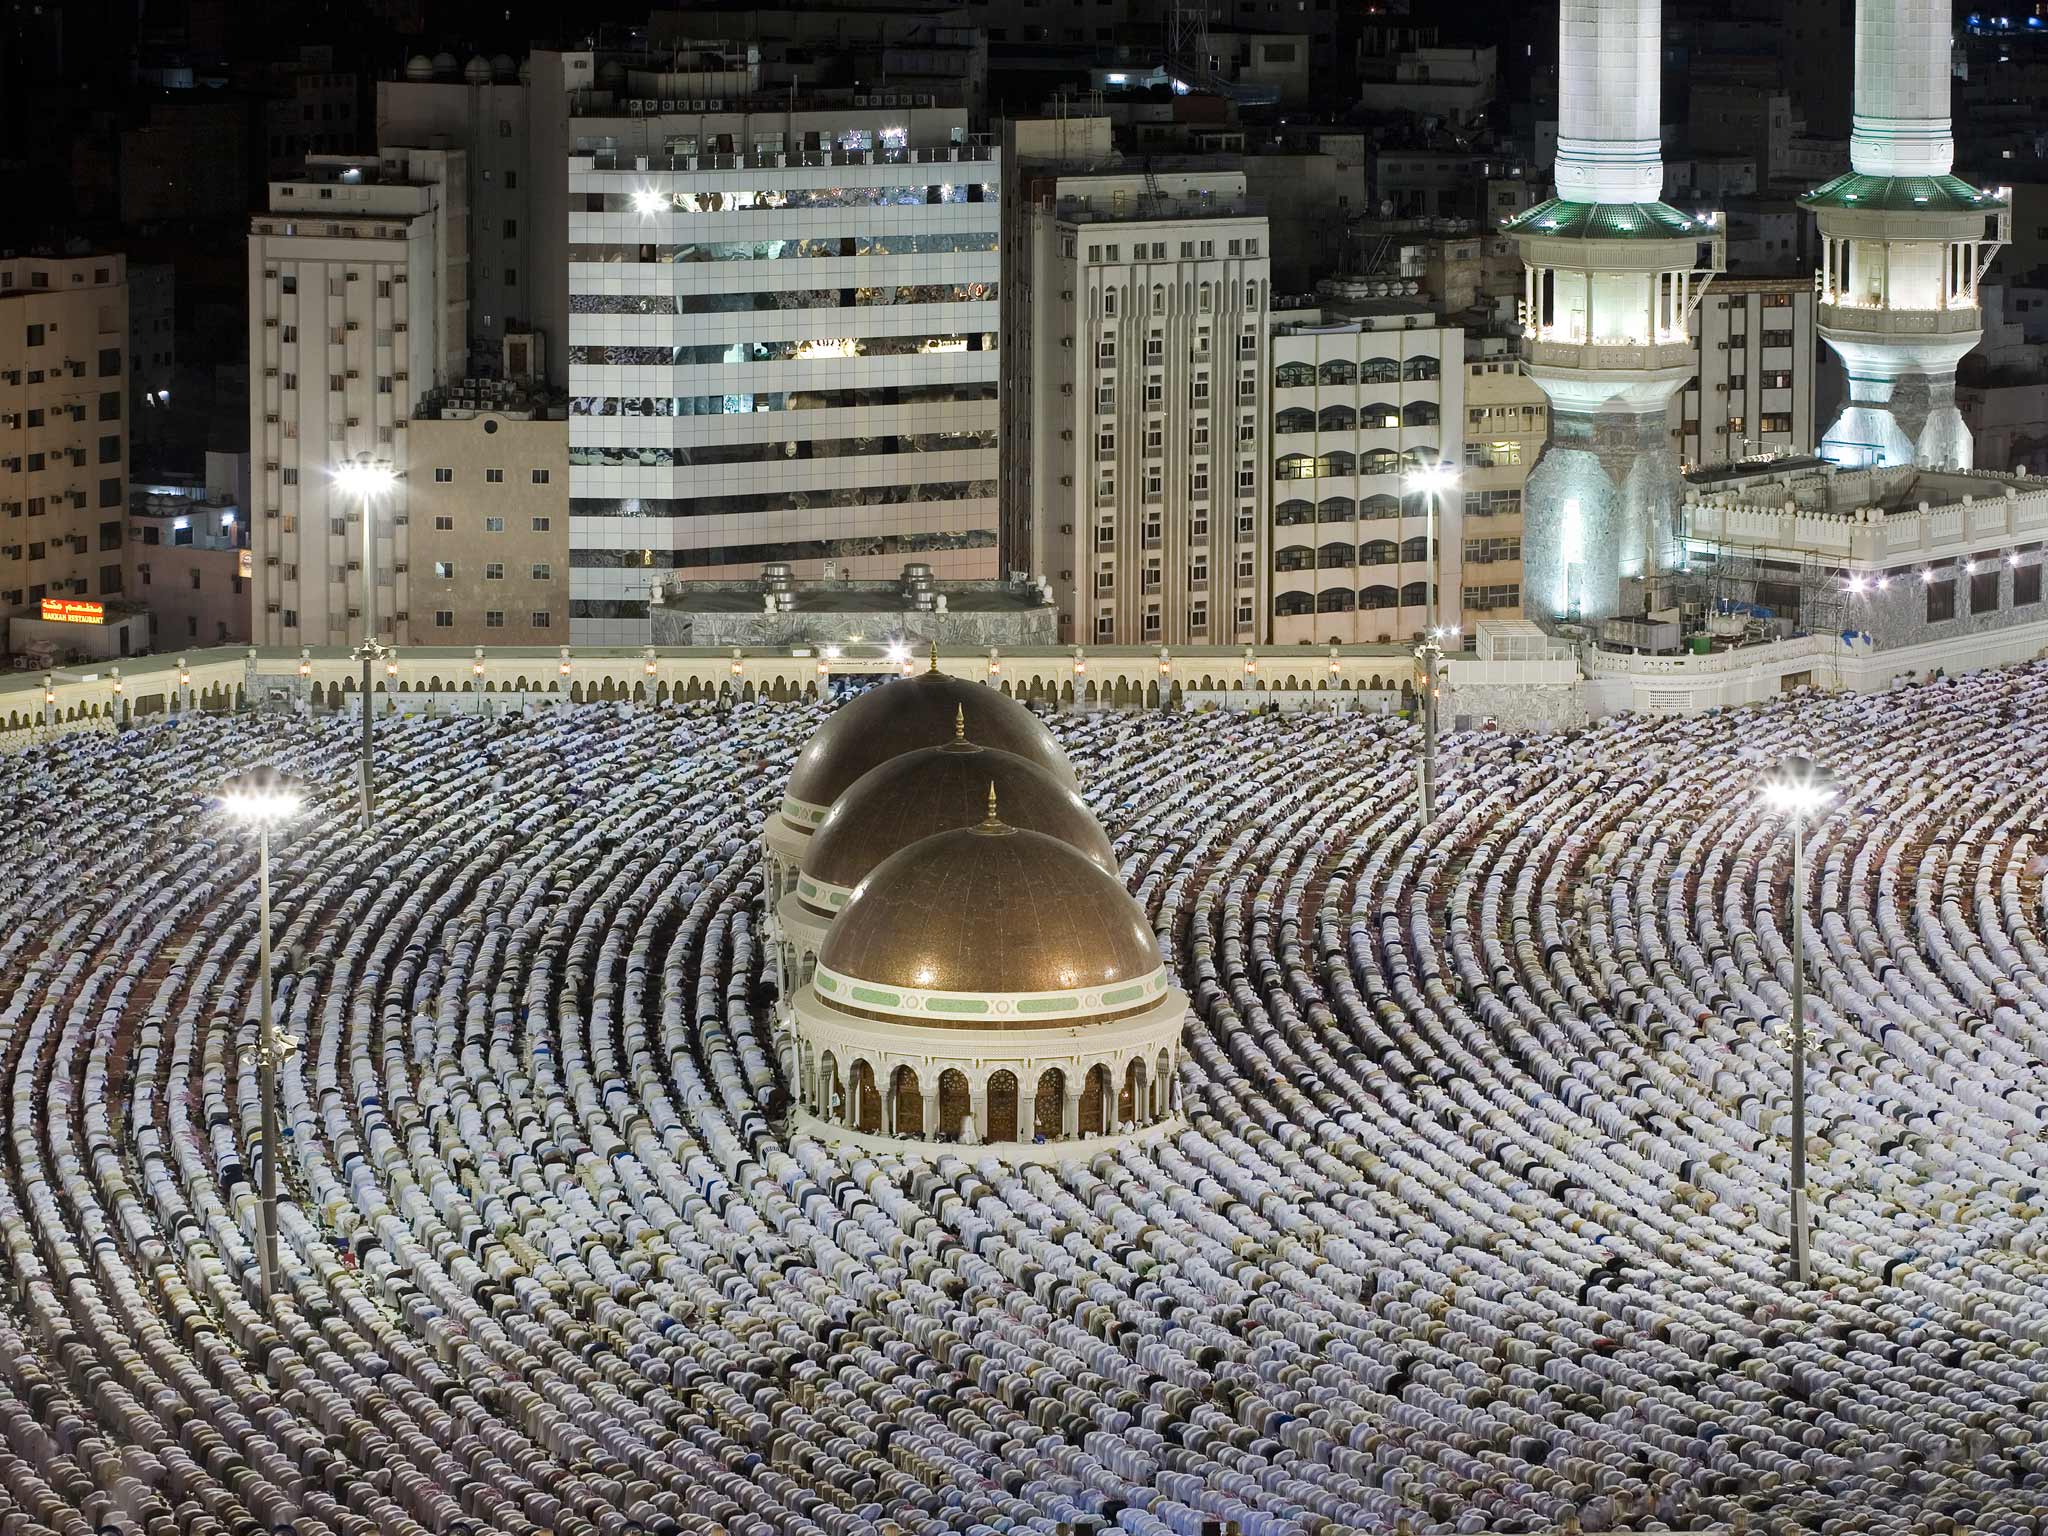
[802,742,1114,899]
[819,824,1163,998]
[785,673,1076,813]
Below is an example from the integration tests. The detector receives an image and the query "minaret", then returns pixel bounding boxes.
[1801,2,2009,469]
[1507,0,1724,626]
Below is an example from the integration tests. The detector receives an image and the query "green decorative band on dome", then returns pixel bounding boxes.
[1503,198,1710,241]
[811,962,1174,1028]
[779,796,829,828]
[1798,173,2006,213]
[797,875,852,911]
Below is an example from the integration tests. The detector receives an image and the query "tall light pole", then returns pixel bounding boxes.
[223,768,303,1302]
[1404,460,1459,823]
[1761,753,1836,1285]
[335,457,399,832]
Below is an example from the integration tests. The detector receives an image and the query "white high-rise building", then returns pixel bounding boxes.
[1800,0,2009,469]
[1674,277,1820,468]
[1268,299,1464,646]
[1507,0,1724,625]
[247,150,468,646]
[1003,121,1269,646]
[565,103,999,645]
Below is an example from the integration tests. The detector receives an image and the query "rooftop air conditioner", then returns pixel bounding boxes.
[1060,475,1073,485]
[266,603,281,613]
[660,100,676,112]
[627,99,644,112]
[690,99,705,111]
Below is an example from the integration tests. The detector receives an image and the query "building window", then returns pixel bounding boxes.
[434,515,454,530]
[99,390,120,421]
[434,560,455,578]
[531,469,549,484]
[99,434,120,464]
[1971,564,2001,614]
[190,568,202,589]
[531,562,552,580]
[486,610,505,628]
[530,611,551,627]
[24,325,43,347]
[282,468,299,485]
[1095,613,1114,640]
[98,520,121,551]
[435,467,453,482]
[531,515,551,531]
[485,515,505,531]
[99,478,121,508]
[486,468,504,483]
[1926,574,1957,623]
[435,610,454,628]
[485,562,505,580]
[99,348,121,376]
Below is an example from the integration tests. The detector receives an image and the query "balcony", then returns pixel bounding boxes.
[1524,337,1696,372]
[1816,300,1982,338]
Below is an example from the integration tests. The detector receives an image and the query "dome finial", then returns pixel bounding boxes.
[985,779,1000,825]
[955,704,966,740]
[929,639,940,675]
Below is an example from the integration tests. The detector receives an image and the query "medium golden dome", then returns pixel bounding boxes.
[784,672,1076,813]
[819,822,1163,1000]
[802,740,1114,899]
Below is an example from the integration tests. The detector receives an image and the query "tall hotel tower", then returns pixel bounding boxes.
[1506,1,1724,625]
[1799,1,2008,469]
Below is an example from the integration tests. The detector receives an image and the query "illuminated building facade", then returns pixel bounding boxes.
[1001,120,1270,646]
[1506,0,1723,625]
[564,105,1000,644]
[1799,0,2009,470]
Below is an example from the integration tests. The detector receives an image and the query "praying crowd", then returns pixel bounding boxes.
[3,665,2048,1536]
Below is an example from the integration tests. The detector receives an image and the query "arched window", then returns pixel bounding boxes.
[1401,579,1432,606]
[1360,584,1399,610]
[1275,544,1315,572]
[1360,539,1399,566]
[1362,448,1401,476]
[1317,404,1356,431]
[1318,358,1358,385]
[1316,587,1357,612]
[1317,540,1356,569]
[1316,496,1356,523]
[1104,287,1118,316]
[1360,493,1400,520]
[1275,498,1315,526]
[1320,450,1356,476]
[1199,282,1212,311]
[1274,407,1315,435]
[1274,590,1315,617]
[1362,357,1400,384]
[1401,490,1431,520]
[1403,400,1441,427]
[1359,401,1401,429]
[1275,453,1317,481]
[1275,361,1315,389]
[1400,447,1439,470]
[1401,534,1432,562]
[1403,355,1441,381]
[1152,283,1165,313]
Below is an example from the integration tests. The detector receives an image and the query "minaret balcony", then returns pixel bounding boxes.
[1524,336,1697,373]
[1816,300,1983,338]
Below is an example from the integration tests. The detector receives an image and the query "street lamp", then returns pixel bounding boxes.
[1404,460,1458,823]
[333,457,398,833]
[1761,753,1837,1285]
[223,767,303,1303]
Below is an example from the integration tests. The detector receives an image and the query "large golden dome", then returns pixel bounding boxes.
[784,672,1076,813]
[803,739,1114,899]
[819,821,1163,1000]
